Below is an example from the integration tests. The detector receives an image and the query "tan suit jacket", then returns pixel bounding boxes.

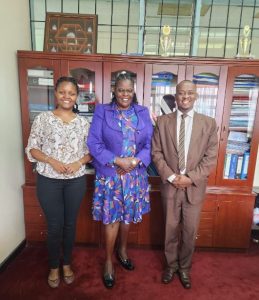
[152,111,218,204]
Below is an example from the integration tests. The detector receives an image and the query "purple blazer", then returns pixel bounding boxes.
[87,103,153,176]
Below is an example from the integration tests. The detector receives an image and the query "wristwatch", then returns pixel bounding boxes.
[131,158,138,166]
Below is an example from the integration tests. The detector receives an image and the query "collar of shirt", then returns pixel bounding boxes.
[177,109,194,119]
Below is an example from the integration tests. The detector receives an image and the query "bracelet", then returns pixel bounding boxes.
[77,160,83,167]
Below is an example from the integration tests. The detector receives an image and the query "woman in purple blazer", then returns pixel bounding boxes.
[87,72,153,288]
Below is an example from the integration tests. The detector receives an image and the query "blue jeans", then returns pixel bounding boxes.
[37,174,86,268]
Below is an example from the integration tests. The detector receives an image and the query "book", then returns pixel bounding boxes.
[235,156,244,179]
[240,152,250,179]
[224,153,232,179]
[228,154,238,179]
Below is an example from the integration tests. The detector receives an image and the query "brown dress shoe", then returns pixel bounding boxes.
[179,271,191,289]
[161,267,177,284]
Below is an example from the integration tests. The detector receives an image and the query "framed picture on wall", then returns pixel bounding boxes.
[44,13,97,54]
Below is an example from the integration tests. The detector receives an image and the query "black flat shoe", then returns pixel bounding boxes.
[102,271,115,289]
[116,251,135,271]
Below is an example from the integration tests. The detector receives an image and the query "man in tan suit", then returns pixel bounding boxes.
[152,80,218,289]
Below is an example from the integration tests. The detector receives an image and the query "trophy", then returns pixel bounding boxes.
[160,25,173,57]
[236,25,254,58]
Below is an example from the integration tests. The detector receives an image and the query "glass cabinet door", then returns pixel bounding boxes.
[64,61,102,175]
[27,68,55,124]
[69,68,96,123]
[186,65,227,185]
[19,58,60,184]
[144,64,185,178]
[103,62,145,104]
[217,67,259,187]
[144,64,185,115]
[193,73,219,118]
[62,60,102,122]
[150,71,178,119]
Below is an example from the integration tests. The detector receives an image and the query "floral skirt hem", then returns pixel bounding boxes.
[92,171,150,225]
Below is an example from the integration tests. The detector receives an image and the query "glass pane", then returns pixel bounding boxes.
[46,0,61,12]
[129,0,140,26]
[254,9,259,28]
[111,26,127,54]
[210,3,228,27]
[69,68,96,123]
[27,68,55,124]
[31,22,45,51]
[127,27,139,54]
[111,71,137,100]
[79,0,96,14]
[206,28,226,57]
[145,0,161,27]
[200,2,212,27]
[230,0,243,5]
[193,73,219,118]
[251,29,259,58]
[63,0,79,13]
[241,7,254,28]
[97,0,112,24]
[197,27,209,57]
[113,0,129,26]
[223,74,259,180]
[225,29,239,58]
[30,0,46,21]
[150,72,178,118]
[97,25,111,54]
[227,6,242,28]
[143,27,160,55]
[174,27,191,56]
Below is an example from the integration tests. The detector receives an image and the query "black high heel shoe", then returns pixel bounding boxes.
[102,264,115,289]
[116,251,135,271]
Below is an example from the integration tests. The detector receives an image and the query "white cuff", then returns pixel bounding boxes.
[167,174,176,183]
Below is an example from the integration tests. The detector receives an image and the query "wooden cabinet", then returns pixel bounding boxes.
[22,177,101,245]
[196,194,217,247]
[214,193,255,248]
[18,51,258,249]
[22,185,47,241]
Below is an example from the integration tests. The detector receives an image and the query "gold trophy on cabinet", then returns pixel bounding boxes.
[160,25,173,57]
[236,25,254,58]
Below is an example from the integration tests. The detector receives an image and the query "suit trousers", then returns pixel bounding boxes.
[37,174,86,268]
[163,188,203,272]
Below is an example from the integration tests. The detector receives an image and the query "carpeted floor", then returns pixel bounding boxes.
[0,244,259,300]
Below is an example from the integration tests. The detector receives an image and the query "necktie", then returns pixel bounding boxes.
[178,113,187,172]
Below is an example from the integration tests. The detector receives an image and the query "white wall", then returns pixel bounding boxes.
[0,0,30,264]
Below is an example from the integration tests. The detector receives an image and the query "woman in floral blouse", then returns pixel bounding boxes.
[87,72,153,288]
[26,76,92,288]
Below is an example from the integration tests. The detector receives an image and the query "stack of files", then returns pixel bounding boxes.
[224,152,250,180]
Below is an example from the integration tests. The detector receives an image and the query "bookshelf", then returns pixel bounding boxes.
[18,51,259,248]
[223,74,259,180]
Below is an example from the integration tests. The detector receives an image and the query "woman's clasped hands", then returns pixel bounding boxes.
[48,158,82,175]
[114,157,139,175]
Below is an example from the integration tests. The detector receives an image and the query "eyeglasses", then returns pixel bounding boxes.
[116,88,134,94]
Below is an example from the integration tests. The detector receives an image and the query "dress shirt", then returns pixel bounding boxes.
[167,109,194,182]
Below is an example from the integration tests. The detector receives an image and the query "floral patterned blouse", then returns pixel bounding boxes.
[26,111,90,179]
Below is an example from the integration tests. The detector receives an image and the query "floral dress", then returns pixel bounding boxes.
[92,106,150,224]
